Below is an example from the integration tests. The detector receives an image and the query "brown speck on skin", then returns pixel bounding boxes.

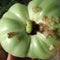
[8,32,13,38]
[56,17,60,23]
[32,6,41,13]
[39,23,45,33]
[8,32,16,38]
[42,16,47,22]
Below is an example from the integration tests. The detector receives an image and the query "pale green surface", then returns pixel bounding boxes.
[0,0,60,59]
[28,0,60,23]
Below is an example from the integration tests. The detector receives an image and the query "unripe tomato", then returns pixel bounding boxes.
[0,0,60,59]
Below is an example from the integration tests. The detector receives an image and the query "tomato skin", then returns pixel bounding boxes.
[0,0,60,59]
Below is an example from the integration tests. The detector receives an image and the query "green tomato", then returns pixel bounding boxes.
[0,0,60,59]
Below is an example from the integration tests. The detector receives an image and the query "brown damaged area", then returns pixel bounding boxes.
[39,23,57,38]
[42,16,52,24]
[39,16,60,38]
[43,16,60,24]
[7,32,17,38]
[28,19,59,38]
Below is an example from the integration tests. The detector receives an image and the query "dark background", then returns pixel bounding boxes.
[0,0,31,18]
